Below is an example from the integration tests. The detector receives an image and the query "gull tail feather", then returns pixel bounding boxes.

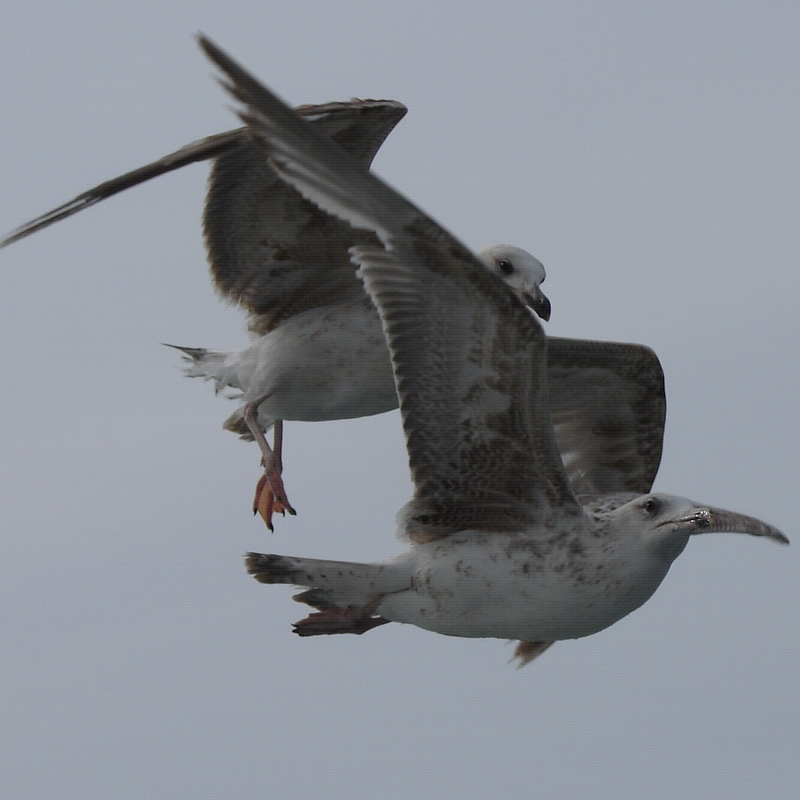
[245,553,408,636]
[162,343,244,394]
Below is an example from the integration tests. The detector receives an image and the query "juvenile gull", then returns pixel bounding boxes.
[169,241,549,528]
[198,36,788,664]
[1,98,550,530]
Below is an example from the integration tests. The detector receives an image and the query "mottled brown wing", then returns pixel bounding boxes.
[354,242,582,542]
[0,103,407,336]
[199,35,583,540]
[546,337,666,495]
[203,99,407,334]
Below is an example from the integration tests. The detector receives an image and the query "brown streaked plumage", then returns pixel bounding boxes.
[199,35,786,666]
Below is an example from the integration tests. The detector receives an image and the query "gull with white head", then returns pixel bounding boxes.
[1,96,550,530]
[196,36,788,664]
[168,239,548,528]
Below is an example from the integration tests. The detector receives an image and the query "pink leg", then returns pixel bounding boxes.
[252,473,287,531]
[293,608,391,637]
[242,398,295,530]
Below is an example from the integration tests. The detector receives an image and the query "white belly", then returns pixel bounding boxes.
[239,297,398,423]
[376,532,672,642]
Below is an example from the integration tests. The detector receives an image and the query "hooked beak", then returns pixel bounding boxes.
[659,506,788,544]
[523,285,551,322]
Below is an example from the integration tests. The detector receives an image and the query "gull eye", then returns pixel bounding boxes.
[642,497,660,516]
[497,258,514,276]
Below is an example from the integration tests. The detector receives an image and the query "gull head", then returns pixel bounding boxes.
[610,492,789,565]
[477,244,551,321]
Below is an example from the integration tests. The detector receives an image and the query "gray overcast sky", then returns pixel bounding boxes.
[1,2,797,798]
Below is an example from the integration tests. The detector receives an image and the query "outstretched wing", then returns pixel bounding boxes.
[203,99,407,333]
[1,97,408,337]
[199,35,582,542]
[0,128,250,247]
[354,244,580,540]
[547,337,666,495]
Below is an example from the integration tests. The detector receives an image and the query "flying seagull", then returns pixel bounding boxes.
[196,35,788,665]
[1,97,551,530]
[168,241,549,528]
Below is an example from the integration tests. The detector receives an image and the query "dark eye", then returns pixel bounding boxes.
[498,258,514,276]
[642,497,660,516]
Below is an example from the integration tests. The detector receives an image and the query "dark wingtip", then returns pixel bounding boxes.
[197,34,236,80]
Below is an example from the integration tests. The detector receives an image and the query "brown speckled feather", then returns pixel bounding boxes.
[1,101,407,340]
[199,35,583,541]
[205,37,787,668]
[546,337,665,495]
[203,100,407,334]
[354,243,583,541]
